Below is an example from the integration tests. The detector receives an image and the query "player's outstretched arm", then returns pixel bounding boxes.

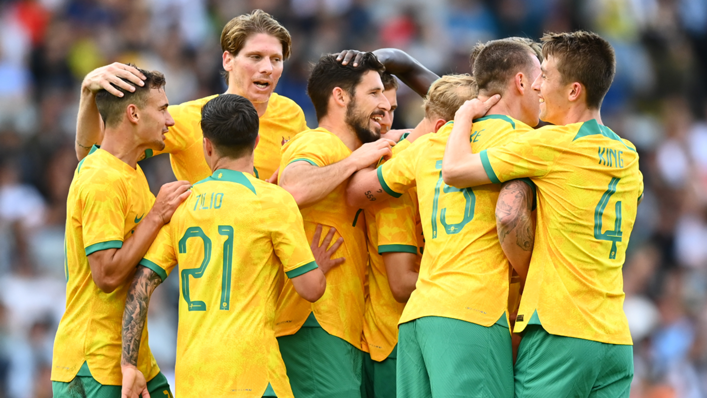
[75,63,146,160]
[121,266,162,398]
[345,166,391,209]
[88,181,190,293]
[495,180,535,286]
[279,138,394,207]
[382,252,419,302]
[337,48,439,97]
[441,96,499,188]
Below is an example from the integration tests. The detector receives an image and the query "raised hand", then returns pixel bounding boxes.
[335,49,365,67]
[150,181,192,224]
[348,138,396,170]
[82,62,146,97]
[310,224,345,275]
[454,95,501,122]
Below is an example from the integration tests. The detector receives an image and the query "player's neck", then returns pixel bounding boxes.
[318,117,362,151]
[407,118,432,143]
[225,87,269,117]
[101,128,143,169]
[484,96,524,123]
[210,155,254,176]
[557,105,603,126]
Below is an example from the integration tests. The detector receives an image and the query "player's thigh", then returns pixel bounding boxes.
[397,320,431,398]
[515,325,601,398]
[589,344,633,398]
[52,376,120,398]
[417,316,513,398]
[146,371,174,398]
[278,327,363,398]
[370,348,397,398]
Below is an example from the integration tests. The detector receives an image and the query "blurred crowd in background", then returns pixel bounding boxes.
[0,0,706,396]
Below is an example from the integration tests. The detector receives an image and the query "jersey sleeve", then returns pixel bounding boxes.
[376,191,419,254]
[637,169,644,203]
[280,133,330,168]
[481,128,567,183]
[268,191,318,278]
[81,175,128,256]
[139,223,178,282]
[377,138,422,198]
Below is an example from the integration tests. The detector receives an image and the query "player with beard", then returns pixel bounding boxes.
[274,53,395,398]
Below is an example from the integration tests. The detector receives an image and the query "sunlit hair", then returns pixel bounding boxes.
[423,74,477,121]
[541,31,616,109]
[472,38,539,96]
[469,37,542,74]
[95,65,166,128]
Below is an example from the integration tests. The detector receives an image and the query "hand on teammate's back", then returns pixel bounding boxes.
[348,138,396,170]
[455,95,501,122]
[310,224,345,275]
[82,62,146,97]
[150,181,192,225]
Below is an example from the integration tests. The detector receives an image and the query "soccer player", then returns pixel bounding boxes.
[274,52,394,398]
[442,31,642,397]
[119,94,327,398]
[74,9,305,183]
[51,68,191,397]
[345,39,542,397]
[361,73,478,398]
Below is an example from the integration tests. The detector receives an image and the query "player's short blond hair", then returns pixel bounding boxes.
[220,9,292,60]
[423,74,478,121]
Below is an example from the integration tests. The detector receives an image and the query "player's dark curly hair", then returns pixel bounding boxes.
[201,94,260,159]
[307,52,385,121]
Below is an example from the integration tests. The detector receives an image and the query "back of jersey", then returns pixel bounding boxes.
[481,119,643,344]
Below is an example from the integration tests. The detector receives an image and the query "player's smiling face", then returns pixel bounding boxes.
[532,55,571,125]
[345,70,391,144]
[223,33,284,106]
[138,88,173,151]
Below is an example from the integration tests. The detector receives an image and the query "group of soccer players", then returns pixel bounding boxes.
[50,8,643,398]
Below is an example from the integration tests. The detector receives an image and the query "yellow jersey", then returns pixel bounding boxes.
[378,116,533,327]
[363,137,422,361]
[52,146,160,385]
[480,119,643,345]
[275,128,368,349]
[140,169,317,397]
[149,92,307,183]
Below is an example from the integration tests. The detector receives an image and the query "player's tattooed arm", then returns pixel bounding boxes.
[336,49,439,98]
[121,266,162,368]
[496,180,535,284]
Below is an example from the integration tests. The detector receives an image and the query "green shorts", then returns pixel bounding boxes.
[515,325,633,398]
[277,313,363,398]
[397,316,513,398]
[361,345,396,398]
[52,368,172,398]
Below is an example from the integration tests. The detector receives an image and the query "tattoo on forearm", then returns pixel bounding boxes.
[496,181,534,251]
[121,266,162,367]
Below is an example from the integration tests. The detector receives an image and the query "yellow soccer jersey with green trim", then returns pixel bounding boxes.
[378,116,533,327]
[140,169,317,397]
[363,138,422,361]
[52,146,159,386]
[275,128,368,349]
[150,92,307,183]
[480,119,642,345]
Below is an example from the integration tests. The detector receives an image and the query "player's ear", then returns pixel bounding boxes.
[254,134,260,149]
[515,72,525,94]
[332,87,348,108]
[126,104,139,125]
[203,137,214,157]
[568,82,583,103]
[222,51,234,72]
[433,119,447,133]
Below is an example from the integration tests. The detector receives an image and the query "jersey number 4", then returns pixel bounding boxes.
[431,160,476,239]
[179,226,234,311]
[594,177,622,259]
